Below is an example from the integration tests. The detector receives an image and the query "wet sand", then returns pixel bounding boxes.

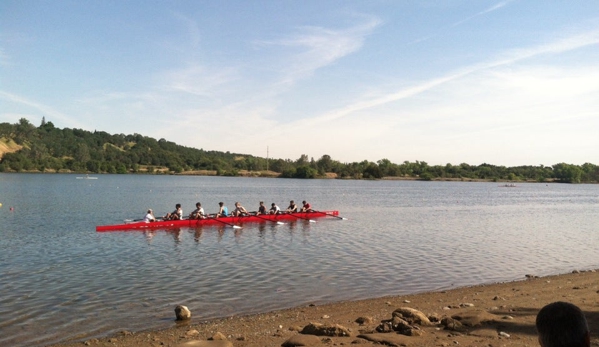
[49,270,599,347]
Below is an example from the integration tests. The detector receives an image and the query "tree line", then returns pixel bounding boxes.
[0,118,597,183]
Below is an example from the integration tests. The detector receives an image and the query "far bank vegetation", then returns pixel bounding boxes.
[0,118,597,184]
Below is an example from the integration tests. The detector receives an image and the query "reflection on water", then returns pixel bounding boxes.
[0,174,598,347]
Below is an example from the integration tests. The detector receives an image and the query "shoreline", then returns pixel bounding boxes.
[48,269,599,347]
[0,171,566,184]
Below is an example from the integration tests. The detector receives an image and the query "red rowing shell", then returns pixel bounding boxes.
[96,210,340,232]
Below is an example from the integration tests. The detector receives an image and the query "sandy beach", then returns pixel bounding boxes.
[47,269,599,347]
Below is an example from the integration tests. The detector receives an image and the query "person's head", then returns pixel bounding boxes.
[259,201,264,206]
[302,200,307,205]
[290,200,294,204]
[536,301,590,347]
[147,209,152,213]
[219,202,224,206]
[175,204,181,208]
[271,203,275,207]
[196,202,201,207]
[235,202,240,207]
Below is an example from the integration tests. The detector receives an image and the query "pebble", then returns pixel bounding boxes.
[403,300,411,303]
[322,315,330,319]
[502,316,514,320]
[499,332,510,338]
[460,303,474,307]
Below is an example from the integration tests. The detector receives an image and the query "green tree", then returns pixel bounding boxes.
[552,163,582,183]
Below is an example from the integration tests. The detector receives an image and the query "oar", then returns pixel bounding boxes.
[314,210,347,220]
[124,217,164,223]
[252,213,285,225]
[288,213,316,223]
[209,216,242,229]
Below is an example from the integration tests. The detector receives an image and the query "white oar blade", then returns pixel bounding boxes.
[232,225,242,229]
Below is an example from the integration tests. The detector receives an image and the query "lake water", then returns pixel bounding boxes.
[1,174,598,346]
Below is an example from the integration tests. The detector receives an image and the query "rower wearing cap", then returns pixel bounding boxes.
[300,200,312,212]
[286,200,298,213]
[144,209,156,222]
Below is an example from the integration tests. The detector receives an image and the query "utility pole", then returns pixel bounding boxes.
[266,146,269,171]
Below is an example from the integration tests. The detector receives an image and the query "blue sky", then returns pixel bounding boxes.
[1,1,598,166]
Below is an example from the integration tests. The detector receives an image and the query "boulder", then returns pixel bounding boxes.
[175,305,192,320]
[355,316,374,325]
[392,307,433,326]
[441,317,463,331]
[301,322,352,337]
[209,332,227,341]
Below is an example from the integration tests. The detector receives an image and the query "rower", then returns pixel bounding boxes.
[232,202,248,216]
[217,202,229,218]
[189,202,205,219]
[256,201,267,215]
[164,204,183,220]
[301,200,312,212]
[269,202,280,215]
[144,209,156,222]
[286,200,298,213]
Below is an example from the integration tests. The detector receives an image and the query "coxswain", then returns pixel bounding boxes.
[164,203,183,220]
[144,209,156,222]
[269,202,280,215]
[217,202,229,218]
[301,200,312,212]
[256,201,267,215]
[286,200,298,213]
[189,202,205,219]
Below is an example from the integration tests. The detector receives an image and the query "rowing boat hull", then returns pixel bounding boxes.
[96,211,339,232]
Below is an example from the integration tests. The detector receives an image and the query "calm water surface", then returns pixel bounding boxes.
[0,174,598,346]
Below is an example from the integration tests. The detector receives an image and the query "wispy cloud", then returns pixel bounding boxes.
[300,28,599,126]
[0,91,81,127]
[162,64,239,97]
[450,0,514,27]
[257,16,381,85]
[410,1,514,44]
[172,12,201,49]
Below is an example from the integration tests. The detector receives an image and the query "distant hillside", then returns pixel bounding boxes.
[0,118,271,175]
[0,118,597,183]
[0,137,22,158]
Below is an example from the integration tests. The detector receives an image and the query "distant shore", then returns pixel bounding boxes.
[0,170,565,184]
[47,269,598,347]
